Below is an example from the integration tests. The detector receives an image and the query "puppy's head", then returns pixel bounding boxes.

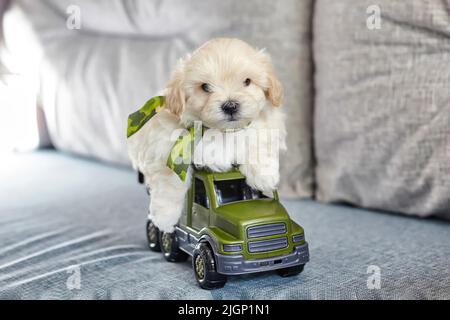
[164,38,283,130]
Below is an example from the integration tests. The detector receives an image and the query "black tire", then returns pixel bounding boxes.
[137,171,145,184]
[146,220,161,252]
[159,231,189,262]
[192,243,227,290]
[276,264,305,277]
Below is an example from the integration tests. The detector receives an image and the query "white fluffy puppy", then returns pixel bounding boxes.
[128,38,286,232]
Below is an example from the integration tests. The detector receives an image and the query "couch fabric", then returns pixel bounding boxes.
[1,0,314,198]
[1,150,449,299]
[314,0,450,219]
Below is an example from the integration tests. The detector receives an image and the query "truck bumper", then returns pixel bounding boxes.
[215,242,309,275]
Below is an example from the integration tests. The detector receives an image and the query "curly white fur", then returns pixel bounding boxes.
[127,38,286,232]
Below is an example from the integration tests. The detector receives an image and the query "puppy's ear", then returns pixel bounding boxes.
[266,70,283,107]
[164,61,186,116]
[258,50,284,107]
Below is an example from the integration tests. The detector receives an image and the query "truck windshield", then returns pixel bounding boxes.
[214,179,270,205]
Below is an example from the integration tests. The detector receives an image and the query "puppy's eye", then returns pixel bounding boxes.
[201,83,211,93]
[244,78,251,86]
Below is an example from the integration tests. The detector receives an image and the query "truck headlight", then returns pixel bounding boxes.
[223,244,242,252]
[292,234,304,243]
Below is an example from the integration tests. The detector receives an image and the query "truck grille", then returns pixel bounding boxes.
[248,237,288,253]
[247,223,286,238]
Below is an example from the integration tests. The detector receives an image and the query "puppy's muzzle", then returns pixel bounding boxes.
[221,100,240,117]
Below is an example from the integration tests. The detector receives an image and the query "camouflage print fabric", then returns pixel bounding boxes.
[126,96,165,138]
[167,124,205,182]
[127,96,204,181]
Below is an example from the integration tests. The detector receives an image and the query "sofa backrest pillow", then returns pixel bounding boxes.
[2,0,314,198]
[314,0,450,219]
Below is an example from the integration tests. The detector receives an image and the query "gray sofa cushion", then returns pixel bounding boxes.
[2,0,314,197]
[0,150,449,299]
[314,0,450,219]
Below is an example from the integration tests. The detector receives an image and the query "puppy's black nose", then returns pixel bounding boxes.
[221,100,240,116]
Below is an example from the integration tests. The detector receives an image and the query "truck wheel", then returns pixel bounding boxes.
[192,243,227,290]
[160,231,189,262]
[146,220,161,252]
[277,264,305,277]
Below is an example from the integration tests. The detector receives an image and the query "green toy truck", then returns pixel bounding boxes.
[144,169,309,289]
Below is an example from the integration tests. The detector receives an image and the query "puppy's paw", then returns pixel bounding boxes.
[248,174,279,194]
[240,164,279,193]
[148,196,182,232]
[148,211,178,233]
[203,162,233,173]
[195,137,234,172]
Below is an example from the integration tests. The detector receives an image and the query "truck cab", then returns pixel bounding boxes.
[146,169,309,289]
